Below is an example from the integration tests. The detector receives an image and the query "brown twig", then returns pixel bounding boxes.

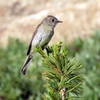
[60,88,66,100]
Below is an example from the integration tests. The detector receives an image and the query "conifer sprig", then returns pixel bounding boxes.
[36,42,83,100]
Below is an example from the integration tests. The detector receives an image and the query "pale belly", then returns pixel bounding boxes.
[32,31,54,48]
[40,31,54,48]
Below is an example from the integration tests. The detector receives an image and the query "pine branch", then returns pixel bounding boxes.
[36,42,83,100]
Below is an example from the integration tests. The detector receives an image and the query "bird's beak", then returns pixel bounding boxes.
[57,20,63,23]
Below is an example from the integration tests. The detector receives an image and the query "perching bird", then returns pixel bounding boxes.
[21,15,62,75]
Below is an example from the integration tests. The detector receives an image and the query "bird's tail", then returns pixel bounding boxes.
[21,55,32,75]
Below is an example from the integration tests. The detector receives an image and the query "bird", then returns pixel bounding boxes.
[21,15,62,75]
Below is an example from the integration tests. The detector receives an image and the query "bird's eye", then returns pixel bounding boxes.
[52,19,54,22]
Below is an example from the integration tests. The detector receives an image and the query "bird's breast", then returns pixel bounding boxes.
[32,28,54,48]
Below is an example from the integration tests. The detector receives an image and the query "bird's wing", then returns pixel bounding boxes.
[27,24,41,55]
[27,40,32,55]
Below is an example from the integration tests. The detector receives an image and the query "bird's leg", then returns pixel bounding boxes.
[45,46,53,55]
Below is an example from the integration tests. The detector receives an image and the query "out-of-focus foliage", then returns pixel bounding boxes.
[0,39,83,100]
[69,30,100,100]
[0,39,45,100]
[0,30,100,100]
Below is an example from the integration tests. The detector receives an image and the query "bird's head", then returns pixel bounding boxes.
[42,15,62,28]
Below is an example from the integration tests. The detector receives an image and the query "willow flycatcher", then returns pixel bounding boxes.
[21,15,62,74]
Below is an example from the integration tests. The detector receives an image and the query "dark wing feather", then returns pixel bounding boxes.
[27,24,41,55]
[27,41,32,55]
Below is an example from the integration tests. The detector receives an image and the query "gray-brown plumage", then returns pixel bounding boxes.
[21,15,62,75]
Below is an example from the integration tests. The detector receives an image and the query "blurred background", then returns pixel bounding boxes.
[0,0,100,100]
[0,0,100,45]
